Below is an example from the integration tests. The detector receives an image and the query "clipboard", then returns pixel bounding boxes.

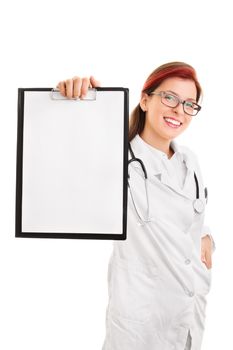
[15,87,129,240]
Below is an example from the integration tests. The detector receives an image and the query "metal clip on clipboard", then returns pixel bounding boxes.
[50,88,97,101]
[16,86,128,240]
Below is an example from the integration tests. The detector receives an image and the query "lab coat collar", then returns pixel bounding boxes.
[129,134,197,200]
[171,140,194,171]
[142,138,189,172]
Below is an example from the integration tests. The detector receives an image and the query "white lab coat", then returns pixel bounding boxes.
[102,134,215,350]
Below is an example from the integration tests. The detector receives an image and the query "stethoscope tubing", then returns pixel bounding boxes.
[128,142,206,220]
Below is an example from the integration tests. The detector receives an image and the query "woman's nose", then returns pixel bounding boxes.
[172,103,184,115]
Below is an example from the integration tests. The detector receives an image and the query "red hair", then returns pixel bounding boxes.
[142,61,202,102]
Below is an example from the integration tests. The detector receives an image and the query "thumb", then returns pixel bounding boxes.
[90,75,101,88]
[201,248,206,263]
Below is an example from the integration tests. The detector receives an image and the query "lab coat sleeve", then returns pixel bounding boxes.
[187,147,216,253]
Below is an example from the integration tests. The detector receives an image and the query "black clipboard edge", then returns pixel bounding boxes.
[15,88,24,239]
[15,87,129,240]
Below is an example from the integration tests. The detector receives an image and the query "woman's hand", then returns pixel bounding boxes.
[56,76,101,99]
[201,235,213,269]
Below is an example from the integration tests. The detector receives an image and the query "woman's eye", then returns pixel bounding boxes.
[165,94,175,102]
[185,101,194,109]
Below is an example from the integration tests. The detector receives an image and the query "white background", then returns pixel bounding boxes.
[0,0,232,349]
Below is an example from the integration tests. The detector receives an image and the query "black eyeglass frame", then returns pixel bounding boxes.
[148,91,201,116]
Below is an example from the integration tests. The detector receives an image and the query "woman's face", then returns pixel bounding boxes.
[140,77,198,142]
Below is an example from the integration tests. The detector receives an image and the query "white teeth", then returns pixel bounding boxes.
[164,117,181,126]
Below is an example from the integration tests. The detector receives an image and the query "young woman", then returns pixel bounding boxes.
[57,62,215,350]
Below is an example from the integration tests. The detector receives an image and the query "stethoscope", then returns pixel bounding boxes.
[128,143,207,225]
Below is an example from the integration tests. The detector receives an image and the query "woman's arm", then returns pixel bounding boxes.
[187,148,215,270]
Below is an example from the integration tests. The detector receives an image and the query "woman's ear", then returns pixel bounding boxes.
[139,92,148,112]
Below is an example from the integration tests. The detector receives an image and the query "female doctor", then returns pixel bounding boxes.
[57,61,215,350]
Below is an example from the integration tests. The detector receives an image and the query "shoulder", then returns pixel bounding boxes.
[173,141,207,184]
[172,140,198,162]
[179,144,198,160]
[175,142,201,171]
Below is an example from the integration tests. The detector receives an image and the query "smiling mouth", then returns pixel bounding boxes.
[163,117,182,128]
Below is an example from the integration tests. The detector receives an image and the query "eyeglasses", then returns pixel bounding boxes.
[149,91,201,116]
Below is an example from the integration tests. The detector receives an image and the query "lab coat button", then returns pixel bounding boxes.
[185,259,191,265]
[184,288,194,297]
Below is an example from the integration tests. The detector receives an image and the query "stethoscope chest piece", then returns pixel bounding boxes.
[193,198,205,214]
[128,142,207,218]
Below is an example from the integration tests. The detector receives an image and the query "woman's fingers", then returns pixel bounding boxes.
[73,77,82,98]
[80,77,90,98]
[57,76,101,99]
[57,81,66,97]
[90,75,101,88]
[201,248,212,269]
[205,250,212,269]
[201,247,206,263]
[65,79,74,99]
[201,235,212,269]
